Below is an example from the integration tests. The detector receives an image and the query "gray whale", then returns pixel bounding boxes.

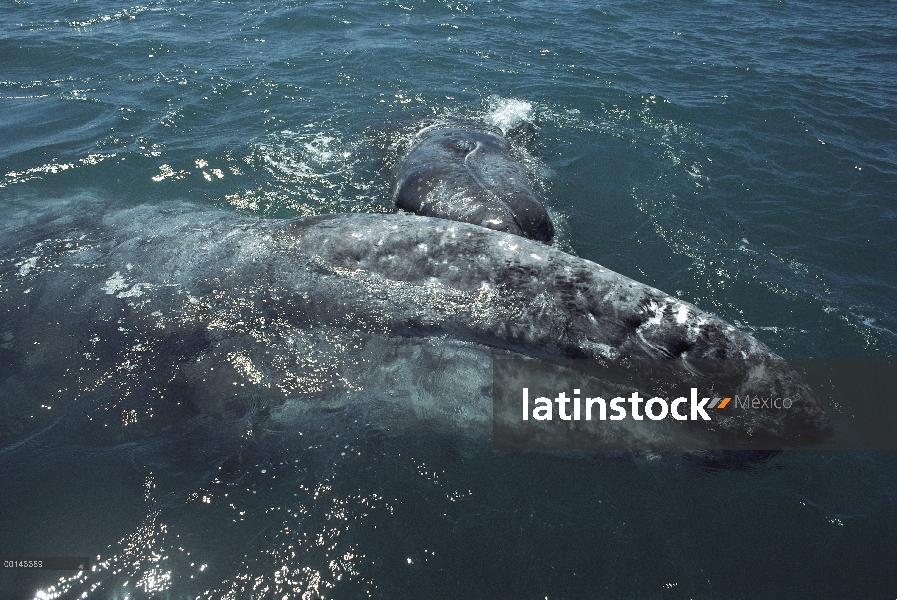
[0,202,829,450]
[392,123,555,242]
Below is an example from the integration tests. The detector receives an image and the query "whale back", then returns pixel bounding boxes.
[0,203,829,450]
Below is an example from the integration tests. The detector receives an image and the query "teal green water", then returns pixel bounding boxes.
[1,0,896,597]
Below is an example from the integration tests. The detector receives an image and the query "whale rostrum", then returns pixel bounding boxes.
[392,123,555,243]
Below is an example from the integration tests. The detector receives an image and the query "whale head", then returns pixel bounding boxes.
[393,122,555,243]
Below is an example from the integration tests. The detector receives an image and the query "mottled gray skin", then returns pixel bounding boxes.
[0,203,828,450]
[393,123,555,242]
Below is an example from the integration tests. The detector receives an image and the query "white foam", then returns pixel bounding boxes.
[485,97,533,134]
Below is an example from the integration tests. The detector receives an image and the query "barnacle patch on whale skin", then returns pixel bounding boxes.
[102,270,154,298]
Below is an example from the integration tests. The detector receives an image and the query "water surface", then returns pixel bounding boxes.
[1,0,896,597]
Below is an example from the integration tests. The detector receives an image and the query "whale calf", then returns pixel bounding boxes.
[0,201,829,450]
[392,122,555,242]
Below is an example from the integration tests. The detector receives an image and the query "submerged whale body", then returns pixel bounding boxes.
[0,202,829,451]
[392,122,555,243]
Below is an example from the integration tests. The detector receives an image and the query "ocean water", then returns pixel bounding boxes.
[1,0,896,597]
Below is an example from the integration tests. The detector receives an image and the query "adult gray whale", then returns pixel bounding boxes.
[0,202,828,451]
[392,122,555,243]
